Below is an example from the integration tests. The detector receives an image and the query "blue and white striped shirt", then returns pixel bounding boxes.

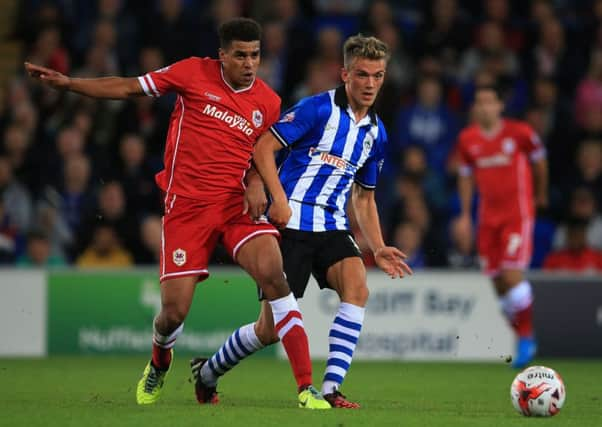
[270,86,387,232]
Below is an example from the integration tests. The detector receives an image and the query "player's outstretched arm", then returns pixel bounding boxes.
[253,131,291,228]
[24,62,144,99]
[351,184,412,279]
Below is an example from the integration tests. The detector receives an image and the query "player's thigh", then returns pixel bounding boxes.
[499,219,534,273]
[160,195,220,283]
[326,256,368,305]
[222,215,290,300]
[221,211,280,266]
[314,231,365,298]
[477,224,502,277]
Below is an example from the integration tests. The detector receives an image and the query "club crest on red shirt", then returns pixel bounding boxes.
[502,138,516,154]
[252,110,263,128]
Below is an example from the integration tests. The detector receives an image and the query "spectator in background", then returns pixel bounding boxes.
[33,187,73,261]
[143,0,198,65]
[91,0,139,72]
[399,146,448,215]
[311,27,344,86]
[526,17,584,94]
[360,0,395,36]
[458,21,520,83]
[115,133,160,216]
[269,0,315,103]
[139,214,162,264]
[543,217,602,274]
[553,187,602,250]
[198,0,241,58]
[10,100,39,143]
[77,180,144,262]
[447,215,479,269]
[0,155,32,234]
[575,50,602,130]
[0,198,18,263]
[373,22,414,127]
[17,229,66,267]
[26,26,70,76]
[55,153,94,237]
[257,21,288,93]
[571,140,602,209]
[374,23,413,91]
[291,59,338,102]
[481,0,525,53]
[76,223,133,267]
[87,19,120,75]
[414,0,471,80]
[391,221,425,269]
[45,126,86,188]
[528,77,573,189]
[391,76,459,175]
[2,124,35,192]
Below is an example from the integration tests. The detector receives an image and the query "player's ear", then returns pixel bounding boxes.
[218,48,226,62]
[341,67,349,83]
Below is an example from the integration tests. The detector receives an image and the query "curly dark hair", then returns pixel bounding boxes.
[218,18,262,49]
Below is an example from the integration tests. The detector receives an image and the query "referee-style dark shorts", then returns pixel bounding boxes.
[258,228,362,300]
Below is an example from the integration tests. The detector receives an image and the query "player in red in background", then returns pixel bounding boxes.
[25,18,329,409]
[455,85,548,368]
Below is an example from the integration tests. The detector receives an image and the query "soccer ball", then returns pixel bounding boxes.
[510,366,566,417]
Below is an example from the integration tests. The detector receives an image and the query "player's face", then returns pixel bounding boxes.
[473,90,503,127]
[342,58,386,110]
[219,40,261,89]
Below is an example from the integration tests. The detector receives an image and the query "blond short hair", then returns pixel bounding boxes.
[343,34,389,69]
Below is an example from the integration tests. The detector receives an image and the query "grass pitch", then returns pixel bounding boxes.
[1,356,601,426]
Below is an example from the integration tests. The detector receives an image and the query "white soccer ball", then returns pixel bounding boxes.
[510,366,566,417]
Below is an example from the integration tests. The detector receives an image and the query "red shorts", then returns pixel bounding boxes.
[159,193,279,283]
[477,217,533,277]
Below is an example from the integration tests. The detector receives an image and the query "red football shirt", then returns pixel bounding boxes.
[138,57,281,201]
[457,119,545,223]
[543,248,602,273]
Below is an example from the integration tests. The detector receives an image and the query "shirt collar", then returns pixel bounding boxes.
[334,85,377,127]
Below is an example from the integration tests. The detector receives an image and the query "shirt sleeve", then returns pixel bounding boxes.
[519,123,546,161]
[269,97,317,147]
[355,127,387,190]
[137,57,196,97]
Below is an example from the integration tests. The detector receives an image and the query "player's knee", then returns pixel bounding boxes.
[499,270,523,288]
[160,303,189,328]
[341,283,369,306]
[253,262,288,295]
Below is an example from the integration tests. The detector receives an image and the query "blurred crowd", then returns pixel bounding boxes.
[1,0,601,273]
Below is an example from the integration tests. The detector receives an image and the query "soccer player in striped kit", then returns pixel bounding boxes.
[192,34,412,408]
[26,18,329,409]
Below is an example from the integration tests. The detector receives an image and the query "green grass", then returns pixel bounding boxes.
[1,357,601,426]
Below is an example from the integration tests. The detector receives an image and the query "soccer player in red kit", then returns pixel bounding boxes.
[25,18,329,409]
[455,85,548,368]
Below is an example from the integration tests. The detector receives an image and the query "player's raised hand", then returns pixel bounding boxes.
[24,62,70,90]
[374,246,413,279]
[268,198,292,229]
[243,179,267,221]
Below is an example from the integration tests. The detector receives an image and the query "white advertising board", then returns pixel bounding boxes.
[0,269,46,356]
[294,272,514,361]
